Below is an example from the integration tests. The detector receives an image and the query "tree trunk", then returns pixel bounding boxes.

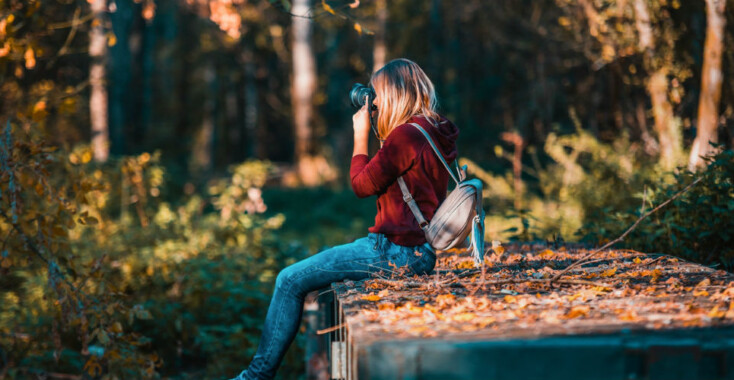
[502,132,525,211]
[647,69,681,170]
[291,0,318,185]
[633,0,681,170]
[373,0,387,72]
[138,13,156,151]
[689,0,726,171]
[90,0,109,162]
[190,63,216,174]
[241,39,260,159]
[108,0,134,155]
[636,97,660,156]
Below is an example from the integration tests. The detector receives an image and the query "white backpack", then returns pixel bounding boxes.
[397,123,486,265]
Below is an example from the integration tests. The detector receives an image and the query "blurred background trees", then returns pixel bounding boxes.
[1,0,733,378]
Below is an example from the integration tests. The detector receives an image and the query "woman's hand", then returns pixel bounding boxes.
[352,100,370,157]
[352,101,371,138]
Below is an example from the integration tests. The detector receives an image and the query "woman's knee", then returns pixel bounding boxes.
[274,265,306,296]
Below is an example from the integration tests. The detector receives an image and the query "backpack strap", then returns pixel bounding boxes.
[408,123,460,186]
[397,121,461,233]
[397,177,429,231]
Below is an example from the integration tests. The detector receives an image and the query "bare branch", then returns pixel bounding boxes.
[551,176,702,283]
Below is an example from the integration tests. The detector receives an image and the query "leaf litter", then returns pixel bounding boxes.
[331,243,734,343]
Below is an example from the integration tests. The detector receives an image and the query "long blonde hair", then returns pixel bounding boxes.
[370,58,439,140]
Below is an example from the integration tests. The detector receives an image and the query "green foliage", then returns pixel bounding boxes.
[534,128,659,238]
[0,123,311,378]
[580,148,734,269]
[262,186,376,251]
[473,128,660,242]
[0,122,160,379]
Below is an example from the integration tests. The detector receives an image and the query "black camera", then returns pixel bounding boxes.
[349,83,377,110]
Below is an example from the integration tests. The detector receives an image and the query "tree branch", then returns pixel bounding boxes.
[551,176,702,283]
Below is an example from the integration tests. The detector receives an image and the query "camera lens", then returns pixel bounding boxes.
[350,83,376,109]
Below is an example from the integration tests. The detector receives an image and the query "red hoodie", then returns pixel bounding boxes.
[350,114,460,246]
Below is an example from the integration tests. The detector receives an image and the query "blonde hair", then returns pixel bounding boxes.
[370,58,439,140]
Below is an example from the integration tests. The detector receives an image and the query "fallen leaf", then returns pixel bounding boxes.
[538,249,554,258]
[601,267,617,277]
[451,312,476,322]
[708,306,726,318]
[567,293,583,302]
[476,316,496,328]
[726,302,734,319]
[436,293,455,305]
[564,305,590,319]
[651,269,662,282]
[693,289,709,297]
[617,309,639,321]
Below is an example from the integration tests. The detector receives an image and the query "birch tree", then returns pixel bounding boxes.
[688,0,726,170]
[90,0,109,162]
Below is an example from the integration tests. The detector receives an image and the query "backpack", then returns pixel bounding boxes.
[397,122,486,265]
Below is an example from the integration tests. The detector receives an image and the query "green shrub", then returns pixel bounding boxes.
[0,125,309,379]
[579,148,734,269]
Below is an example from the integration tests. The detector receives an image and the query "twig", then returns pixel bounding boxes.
[47,12,94,29]
[317,323,346,335]
[551,177,702,283]
[57,7,81,57]
[642,256,666,267]
[369,277,611,289]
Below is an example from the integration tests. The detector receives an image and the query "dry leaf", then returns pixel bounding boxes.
[601,267,617,277]
[565,305,590,319]
[436,293,455,305]
[651,269,662,282]
[693,289,709,297]
[567,293,583,302]
[538,249,554,258]
[321,0,336,15]
[476,316,496,328]
[617,309,639,321]
[451,312,476,322]
[708,306,726,319]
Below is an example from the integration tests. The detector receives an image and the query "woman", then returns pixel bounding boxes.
[230,58,459,380]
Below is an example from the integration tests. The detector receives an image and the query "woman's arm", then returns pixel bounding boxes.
[350,123,423,198]
[352,102,370,157]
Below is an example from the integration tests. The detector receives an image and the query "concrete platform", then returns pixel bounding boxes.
[304,244,734,380]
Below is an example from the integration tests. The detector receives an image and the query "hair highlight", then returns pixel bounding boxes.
[370,58,439,140]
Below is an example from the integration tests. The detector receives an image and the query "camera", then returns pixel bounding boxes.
[349,83,377,110]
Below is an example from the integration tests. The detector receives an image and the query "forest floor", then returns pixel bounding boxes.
[332,243,734,343]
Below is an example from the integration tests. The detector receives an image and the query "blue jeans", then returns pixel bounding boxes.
[233,232,436,380]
